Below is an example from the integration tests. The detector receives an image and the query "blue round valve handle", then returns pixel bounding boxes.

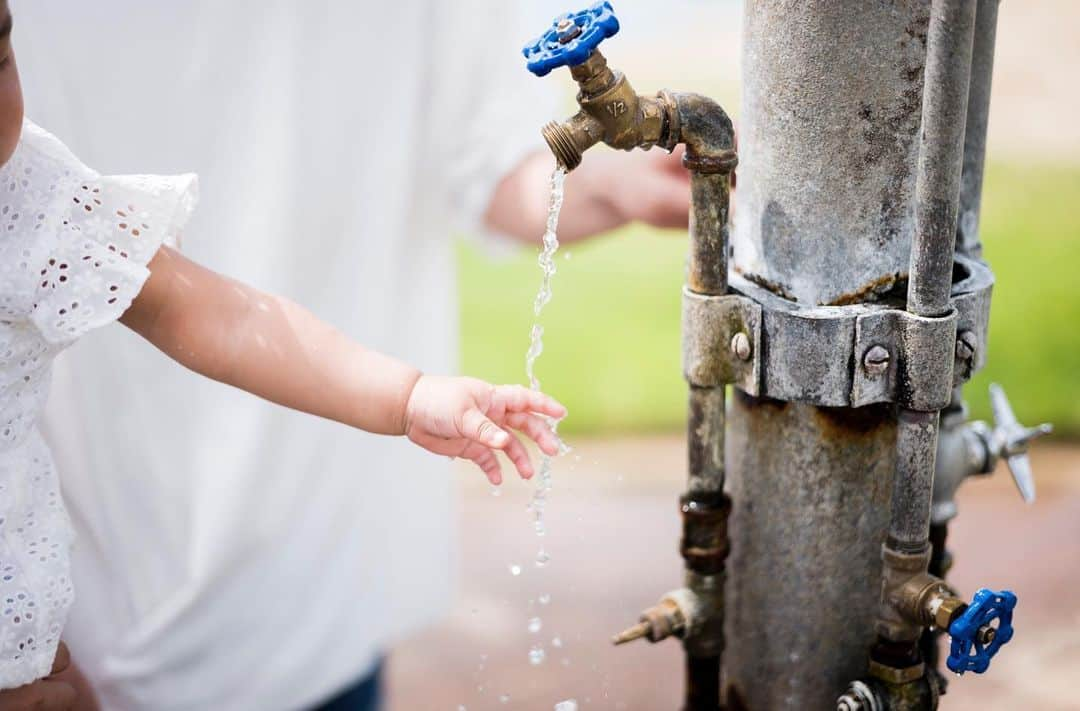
[946,588,1017,675]
[522,2,620,77]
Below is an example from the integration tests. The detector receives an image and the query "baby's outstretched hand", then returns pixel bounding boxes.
[403,376,567,485]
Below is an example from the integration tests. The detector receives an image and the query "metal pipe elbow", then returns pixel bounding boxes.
[669,91,738,173]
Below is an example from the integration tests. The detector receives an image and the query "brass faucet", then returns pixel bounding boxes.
[541,46,737,178]
[527,10,736,177]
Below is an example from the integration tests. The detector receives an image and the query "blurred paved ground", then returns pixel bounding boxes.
[386,437,1080,711]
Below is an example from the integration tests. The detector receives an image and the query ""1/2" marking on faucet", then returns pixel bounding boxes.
[606,100,627,117]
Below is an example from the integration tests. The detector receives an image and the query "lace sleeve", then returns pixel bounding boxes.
[28,172,198,345]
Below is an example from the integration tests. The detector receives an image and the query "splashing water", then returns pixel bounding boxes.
[529,645,547,666]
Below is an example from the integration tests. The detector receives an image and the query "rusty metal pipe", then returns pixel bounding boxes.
[673,92,734,711]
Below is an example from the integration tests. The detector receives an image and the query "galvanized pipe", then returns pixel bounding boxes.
[872,6,978,686]
[957,0,1001,257]
[728,2,931,708]
[733,1,932,307]
[907,0,979,317]
[888,410,943,552]
[890,0,977,556]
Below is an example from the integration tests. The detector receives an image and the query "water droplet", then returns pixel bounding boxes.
[555,701,578,711]
[509,564,522,576]
[534,520,546,536]
[535,550,550,567]
[528,617,542,634]
[459,706,468,711]
[499,693,511,704]
[564,251,572,260]
[529,645,546,665]
[552,636,563,648]
[539,593,551,606]
[491,487,501,497]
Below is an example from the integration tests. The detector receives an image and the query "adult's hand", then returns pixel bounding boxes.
[485,146,693,244]
[0,643,77,710]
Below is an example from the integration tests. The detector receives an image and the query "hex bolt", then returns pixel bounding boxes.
[976,624,996,646]
[955,330,977,361]
[556,18,582,43]
[862,345,890,376]
[731,332,752,361]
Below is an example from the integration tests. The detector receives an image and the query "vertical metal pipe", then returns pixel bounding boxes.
[684,168,732,711]
[688,173,731,296]
[728,3,930,708]
[726,399,897,710]
[891,0,977,559]
[957,0,1001,258]
[907,0,979,317]
[888,410,942,551]
[733,1,932,307]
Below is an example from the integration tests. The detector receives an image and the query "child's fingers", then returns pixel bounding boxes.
[505,412,561,457]
[460,408,510,448]
[410,431,504,485]
[464,443,503,485]
[501,432,535,480]
[494,385,567,419]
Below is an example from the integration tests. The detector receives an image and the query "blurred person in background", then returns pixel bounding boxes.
[11,2,691,710]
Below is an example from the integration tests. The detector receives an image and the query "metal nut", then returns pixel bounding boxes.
[932,596,967,630]
[976,624,996,645]
[862,345,890,376]
[731,332,752,361]
[955,330,977,361]
[557,18,582,43]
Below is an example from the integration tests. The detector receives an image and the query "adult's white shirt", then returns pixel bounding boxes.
[14,2,552,708]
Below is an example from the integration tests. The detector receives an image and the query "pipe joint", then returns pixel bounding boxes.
[876,546,934,642]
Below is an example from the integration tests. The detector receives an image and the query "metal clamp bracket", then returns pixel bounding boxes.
[682,256,993,410]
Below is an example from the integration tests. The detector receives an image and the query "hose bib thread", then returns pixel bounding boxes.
[542,121,583,171]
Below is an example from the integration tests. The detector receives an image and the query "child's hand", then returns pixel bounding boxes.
[404,376,567,485]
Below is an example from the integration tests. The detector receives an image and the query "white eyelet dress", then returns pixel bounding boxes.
[0,120,196,688]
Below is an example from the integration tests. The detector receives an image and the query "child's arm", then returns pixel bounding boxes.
[120,247,565,483]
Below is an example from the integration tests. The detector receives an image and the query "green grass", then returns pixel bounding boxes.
[459,162,1080,436]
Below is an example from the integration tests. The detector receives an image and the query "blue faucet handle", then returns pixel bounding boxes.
[946,588,1017,675]
[522,2,620,77]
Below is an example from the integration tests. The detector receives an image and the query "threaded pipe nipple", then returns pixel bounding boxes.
[542,121,582,171]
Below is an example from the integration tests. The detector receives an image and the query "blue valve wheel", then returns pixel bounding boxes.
[947,588,1017,675]
[522,2,620,77]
